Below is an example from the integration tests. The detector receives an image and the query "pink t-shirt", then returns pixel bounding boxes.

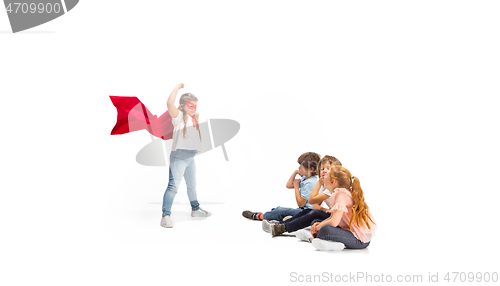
[323,188,377,243]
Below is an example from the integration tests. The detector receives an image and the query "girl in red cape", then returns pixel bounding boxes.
[160,83,211,228]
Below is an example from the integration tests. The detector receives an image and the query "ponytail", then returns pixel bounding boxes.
[329,166,376,230]
[180,110,202,141]
[349,176,376,230]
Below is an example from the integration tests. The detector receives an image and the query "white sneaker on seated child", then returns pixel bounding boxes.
[295,229,313,242]
[262,220,279,233]
[311,238,345,251]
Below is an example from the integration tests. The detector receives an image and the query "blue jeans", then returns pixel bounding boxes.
[312,219,371,249]
[282,209,330,233]
[263,206,304,221]
[162,149,200,216]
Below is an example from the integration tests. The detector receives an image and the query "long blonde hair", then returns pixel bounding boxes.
[328,166,375,230]
[178,93,201,141]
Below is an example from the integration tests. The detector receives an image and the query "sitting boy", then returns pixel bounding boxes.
[242,152,320,221]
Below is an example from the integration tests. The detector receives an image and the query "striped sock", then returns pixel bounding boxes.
[251,212,263,220]
[243,210,263,220]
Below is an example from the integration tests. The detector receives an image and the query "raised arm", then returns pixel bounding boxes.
[308,179,328,205]
[294,179,308,208]
[166,83,184,118]
[286,170,300,189]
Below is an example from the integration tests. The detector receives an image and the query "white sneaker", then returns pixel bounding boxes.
[261,220,278,233]
[191,208,212,217]
[295,229,313,242]
[311,238,345,251]
[160,215,174,228]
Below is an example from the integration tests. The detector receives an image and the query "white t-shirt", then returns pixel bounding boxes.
[170,112,202,152]
[318,186,332,209]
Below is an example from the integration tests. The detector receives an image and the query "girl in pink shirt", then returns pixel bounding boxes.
[309,166,376,251]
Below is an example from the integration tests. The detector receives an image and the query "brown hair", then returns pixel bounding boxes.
[178,93,201,141]
[297,152,321,176]
[328,166,376,230]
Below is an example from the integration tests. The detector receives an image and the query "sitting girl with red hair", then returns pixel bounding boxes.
[306,166,377,251]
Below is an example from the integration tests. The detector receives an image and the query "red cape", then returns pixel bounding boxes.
[109,96,173,140]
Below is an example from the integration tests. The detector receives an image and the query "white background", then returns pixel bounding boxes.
[1,1,499,285]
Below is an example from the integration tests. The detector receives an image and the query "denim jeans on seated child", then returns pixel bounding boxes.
[311,219,370,249]
[282,209,330,233]
[263,206,304,221]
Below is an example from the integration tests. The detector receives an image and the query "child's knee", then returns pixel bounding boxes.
[166,185,178,194]
[310,219,323,225]
[317,225,339,239]
[263,212,272,220]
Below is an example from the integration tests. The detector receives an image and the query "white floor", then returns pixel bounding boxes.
[93,197,497,285]
[3,166,498,285]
